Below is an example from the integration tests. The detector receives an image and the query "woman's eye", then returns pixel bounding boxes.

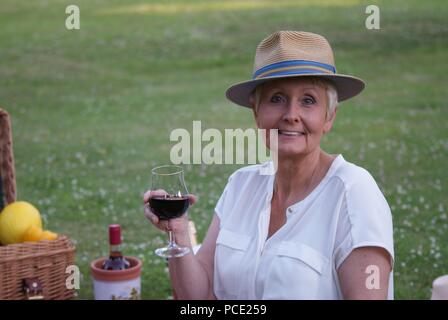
[270,95,283,103]
[303,96,316,105]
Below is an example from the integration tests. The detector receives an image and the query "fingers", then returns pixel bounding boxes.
[144,203,159,224]
[159,219,170,232]
[144,204,172,232]
[143,189,169,204]
[143,190,197,233]
[188,194,197,205]
[143,190,152,204]
[168,215,188,231]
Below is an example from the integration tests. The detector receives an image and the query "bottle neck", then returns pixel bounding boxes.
[109,244,122,255]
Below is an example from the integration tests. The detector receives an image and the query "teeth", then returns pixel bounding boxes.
[279,130,304,136]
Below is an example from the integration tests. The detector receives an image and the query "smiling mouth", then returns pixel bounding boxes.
[278,130,305,136]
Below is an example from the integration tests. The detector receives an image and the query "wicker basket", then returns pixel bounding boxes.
[0,236,76,299]
[0,108,16,209]
[0,108,76,300]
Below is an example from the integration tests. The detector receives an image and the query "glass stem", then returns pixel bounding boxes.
[168,230,176,248]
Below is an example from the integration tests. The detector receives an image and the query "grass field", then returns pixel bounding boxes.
[0,0,447,299]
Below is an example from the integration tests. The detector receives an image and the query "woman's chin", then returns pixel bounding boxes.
[277,147,307,158]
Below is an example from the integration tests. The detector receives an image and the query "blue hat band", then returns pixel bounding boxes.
[253,60,336,79]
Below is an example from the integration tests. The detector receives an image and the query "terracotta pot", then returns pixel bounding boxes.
[90,256,142,300]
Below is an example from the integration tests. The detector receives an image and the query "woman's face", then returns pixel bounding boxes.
[253,78,337,158]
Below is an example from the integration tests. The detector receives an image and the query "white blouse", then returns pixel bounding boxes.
[213,154,394,300]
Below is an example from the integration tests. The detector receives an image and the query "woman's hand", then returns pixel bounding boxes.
[143,189,197,246]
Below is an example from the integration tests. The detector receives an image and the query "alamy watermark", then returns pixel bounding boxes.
[365,264,381,290]
[66,5,80,30]
[365,5,380,30]
[63,5,380,31]
[169,121,278,175]
[66,264,80,290]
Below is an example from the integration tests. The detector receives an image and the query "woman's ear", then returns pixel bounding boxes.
[249,96,259,125]
[252,108,261,128]
[323,106,338,134]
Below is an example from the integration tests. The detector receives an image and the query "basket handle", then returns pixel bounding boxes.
[0,108,17,210]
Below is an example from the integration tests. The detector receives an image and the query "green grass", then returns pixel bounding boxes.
[0,0,447,299]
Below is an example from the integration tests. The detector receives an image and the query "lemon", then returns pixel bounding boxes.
[40,230,58,241]
[23,227,58,243]
[0,201,43,245]
[23,225,44,242]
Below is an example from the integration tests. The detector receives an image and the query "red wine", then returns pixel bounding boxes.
[149,195,189,220]
[102,224,130,270]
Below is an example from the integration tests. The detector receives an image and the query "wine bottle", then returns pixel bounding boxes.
[102,224,130,270]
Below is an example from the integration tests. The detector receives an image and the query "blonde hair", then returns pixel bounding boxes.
[251,77,338,120]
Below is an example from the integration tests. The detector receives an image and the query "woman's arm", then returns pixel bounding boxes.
[337,246,392,299]
[168,214,220,299]
[144,190,220,299]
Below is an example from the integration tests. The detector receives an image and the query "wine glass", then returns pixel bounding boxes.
[148,165,190,258]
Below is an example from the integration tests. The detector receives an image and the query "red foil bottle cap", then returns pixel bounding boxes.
[109,224,122,245]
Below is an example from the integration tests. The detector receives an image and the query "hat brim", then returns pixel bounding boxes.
[226,73,365,108]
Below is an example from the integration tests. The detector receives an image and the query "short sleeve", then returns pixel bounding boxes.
[334,169,394,270]
[214,172,236,222]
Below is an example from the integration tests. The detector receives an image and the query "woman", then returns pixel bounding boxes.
[144,31,394,300]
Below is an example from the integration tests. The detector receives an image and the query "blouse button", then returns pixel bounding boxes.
[288,208,293,213]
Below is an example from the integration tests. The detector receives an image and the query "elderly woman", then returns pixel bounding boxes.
[144,31,394,300]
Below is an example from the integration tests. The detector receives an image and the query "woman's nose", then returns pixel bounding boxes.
[282,101,301,123]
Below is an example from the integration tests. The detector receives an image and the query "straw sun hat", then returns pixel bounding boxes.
[226,31,365,108]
